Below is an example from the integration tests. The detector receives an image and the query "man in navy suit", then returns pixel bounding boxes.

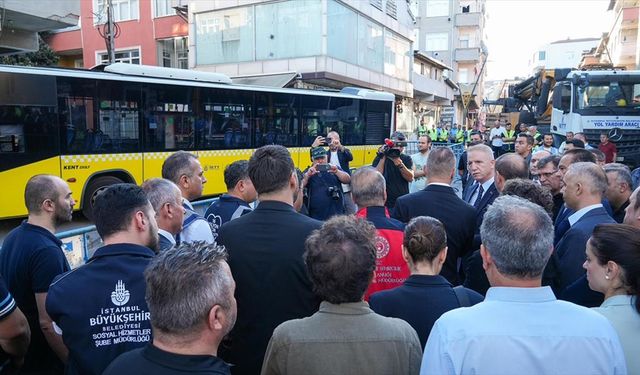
[555,162,615,293]
[393,147,476,285]
[463,144,499,248]
[217,145,322,375]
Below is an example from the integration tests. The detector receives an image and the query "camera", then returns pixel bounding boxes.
[327,186,341,200]
[325,137,333,145]
[316,163,331,172]
[380,138,406,158]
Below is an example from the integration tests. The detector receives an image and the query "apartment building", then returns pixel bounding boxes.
[413,0,487,127]
[46,0,188,69]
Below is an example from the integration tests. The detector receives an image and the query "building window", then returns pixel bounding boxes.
[154,0,186,17]
[370,0,383,10]
[458,67,469,83]
[158,38,188,69]
[384,30,410,80]
[195,7,255,65]
[425,32,448,51]
[94,0,139,23]
[459,34,470,48]
[98,48,141,64]
[425,0,449,17]
[386,0,397,19]
[538,51,546,61]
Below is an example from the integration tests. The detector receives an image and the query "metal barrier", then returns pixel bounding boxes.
[56,197,219,268]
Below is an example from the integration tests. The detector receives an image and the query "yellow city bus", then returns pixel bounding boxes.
[0,63,395,219]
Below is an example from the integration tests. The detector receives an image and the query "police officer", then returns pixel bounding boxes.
[302,147,351,220]
[46,184,157,375]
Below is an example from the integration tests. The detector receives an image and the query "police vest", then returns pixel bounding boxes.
[505,130,515,142]
[438,130,449,142]
[456,130,465,142]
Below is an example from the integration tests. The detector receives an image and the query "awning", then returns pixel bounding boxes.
[231,72,299,87]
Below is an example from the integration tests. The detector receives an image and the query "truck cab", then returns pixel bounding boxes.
[551,70,640,166]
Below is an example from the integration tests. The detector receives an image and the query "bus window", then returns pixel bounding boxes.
[255,93,299,147]
[301,96,364,146]
[0,73,58,172]
[197,88,253,150]
[144,84,194,151]
[57,78,97,154]
[365,100,392,145]
[96,81,142,153]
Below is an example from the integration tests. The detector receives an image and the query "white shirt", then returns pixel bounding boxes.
[180,198,215,244]
[158,229,176,246]
[410,151,429,193]
[568,203,603,227]
[328,151,350,193]
[421,286,627,375]
[489,127,506,147]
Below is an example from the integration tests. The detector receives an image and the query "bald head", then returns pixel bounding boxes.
[351,166,386,207]
[530,150,551,176]
[495,153,529,192]
[562,162,608,210]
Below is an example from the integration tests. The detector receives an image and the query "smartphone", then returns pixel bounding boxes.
[316,163,331,172]
[325,137,333,145]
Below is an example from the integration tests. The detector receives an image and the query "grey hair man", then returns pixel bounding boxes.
[603,164,633,223]
[554,163,616,293]
[624,186,640,227]
[394,147,477,285]
[162,151,213,244]
[351,167,408,298]
[421,196,626,375]
[104,242,235,374]
[142,178,186,252]
[537,155,564,220]
[262,216,422,375]
[529,149,551,180]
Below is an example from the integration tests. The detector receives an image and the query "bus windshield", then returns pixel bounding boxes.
[577,77,640,111]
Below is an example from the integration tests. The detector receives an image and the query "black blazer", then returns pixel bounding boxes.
[392,184,476,285]
[217,201,322,375]
[555,206,616,293]
[370,274,483,349]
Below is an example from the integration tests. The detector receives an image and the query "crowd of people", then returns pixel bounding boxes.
[0,122,638,375]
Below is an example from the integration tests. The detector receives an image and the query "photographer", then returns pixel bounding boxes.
[372,132,414,209]
[302,147,351,220]
[311,131,356,213]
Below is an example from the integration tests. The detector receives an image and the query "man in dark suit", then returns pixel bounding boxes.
[463,144,499,246]
[393,147,476,285]
[555,162,615,294]
[217,145,322,375]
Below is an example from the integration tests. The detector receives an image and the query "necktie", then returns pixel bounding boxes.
[474,184,484,209]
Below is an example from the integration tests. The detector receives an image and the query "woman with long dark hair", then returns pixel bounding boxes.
[584,223,640,373]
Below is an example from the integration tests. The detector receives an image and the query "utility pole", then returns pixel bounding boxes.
[106,0,115,63]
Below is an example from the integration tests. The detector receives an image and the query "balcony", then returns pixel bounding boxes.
[455,12,482,27]
[455,47,481,62]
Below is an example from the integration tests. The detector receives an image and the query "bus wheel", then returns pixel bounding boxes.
[82,175,124,220]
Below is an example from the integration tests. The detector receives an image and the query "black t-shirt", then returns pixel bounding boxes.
[0,222,69,373]
[372,153,413,208]
[0,275,16,320]
[306,171,345,221]
[104,344,231,375]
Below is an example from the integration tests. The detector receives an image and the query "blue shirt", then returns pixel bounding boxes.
[46,243,154,375]
[0,221,69,372]
[421,286,627,375]
[205,194,252,241]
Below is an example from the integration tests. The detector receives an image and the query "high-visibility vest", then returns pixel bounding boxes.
[438,130,449,142]
[456,129,465,143]
[504,130,515,142]
[428,129,438,140]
